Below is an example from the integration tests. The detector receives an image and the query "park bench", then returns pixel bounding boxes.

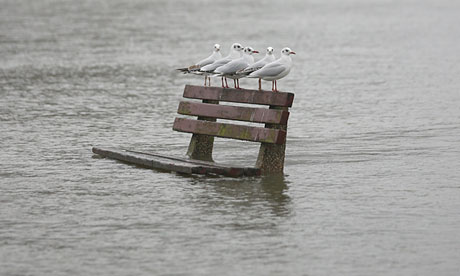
[92,85,294,177]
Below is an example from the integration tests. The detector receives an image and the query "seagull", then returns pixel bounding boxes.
[200,43,243,88]
[214,47,258,89]
[248,47,295,92]
[176,44,222,86]
[237,47,276,90]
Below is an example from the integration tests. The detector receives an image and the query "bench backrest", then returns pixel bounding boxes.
[172,85,295,173]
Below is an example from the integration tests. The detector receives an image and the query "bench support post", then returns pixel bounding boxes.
[256,106,288,174]
[187,133,215,161]
[186,100,219,162]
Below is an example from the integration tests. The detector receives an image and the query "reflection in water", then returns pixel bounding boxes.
[187,175,291,230]
[258,175,291,217]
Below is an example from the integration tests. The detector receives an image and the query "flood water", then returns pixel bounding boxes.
[1,0,460,275]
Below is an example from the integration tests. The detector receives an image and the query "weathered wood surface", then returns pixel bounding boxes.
[177,101,289,125]
[256,106,289,174]
[183,85,294,107]
[173,118,287,144]
[92,85,295,177]
[92,147,260,177]
[186,99,218,162]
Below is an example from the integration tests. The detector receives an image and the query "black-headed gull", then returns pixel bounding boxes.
[214,46,259,89]
[248,47,295,92]
[200,43,243,87]
[176,44,222,86]
[237,47,276,90]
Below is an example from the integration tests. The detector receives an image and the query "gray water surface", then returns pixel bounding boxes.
[1,0,460,275]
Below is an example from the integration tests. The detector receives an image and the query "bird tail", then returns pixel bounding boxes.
[176,64,201,74]
[176,68,190,73]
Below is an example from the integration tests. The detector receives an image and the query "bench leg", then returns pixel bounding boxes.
[186,99,219,162]
[256,106,288,174]
[256,142,286,174]
[187,133,215,162]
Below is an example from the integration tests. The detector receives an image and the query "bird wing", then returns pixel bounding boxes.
[238,56,273,75]
[250,62,286,78]
[216,59,248,74]
[250,57,269,69]
[238,61,266,74]
[200,58,231,72]
[196,56,215,67]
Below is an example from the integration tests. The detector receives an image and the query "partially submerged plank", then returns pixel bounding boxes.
[92,147,260,177]
[177,101,290,125]
[183,85,294,107]
[173,118,287,144]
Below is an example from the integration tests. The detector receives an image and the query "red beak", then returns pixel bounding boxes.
[253,50,259,54]
[290,51,296,55]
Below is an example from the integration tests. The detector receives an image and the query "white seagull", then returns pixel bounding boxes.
[248,47,295,92]
[214,46,259,89]
[176,44,222,86]
[237,46,276,90]
[200,43,243,87]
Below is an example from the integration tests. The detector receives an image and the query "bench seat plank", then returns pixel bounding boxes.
[183,85,294,107]
[92,147,260,177]
[177,101,289,125]
[173,118,286,144]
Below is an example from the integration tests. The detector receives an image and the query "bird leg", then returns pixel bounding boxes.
[237,79,241,89]
[271,81,274,91]
[258,78,261,90]
[204,76,207,86]
[208,76,211,86]
[225,77,229,88]
[274,80,278,92]
[233,79,237,88]
[221,77,225,88]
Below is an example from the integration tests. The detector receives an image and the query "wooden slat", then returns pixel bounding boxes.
[183,85,294,107]
[92,147,260,177]
[177,101,289,125]
[173,118,286,144]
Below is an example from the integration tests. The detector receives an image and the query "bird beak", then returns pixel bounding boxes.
[253,50,259,54]
[290,51,296,55]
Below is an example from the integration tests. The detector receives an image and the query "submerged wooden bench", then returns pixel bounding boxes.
[93,85,294,177]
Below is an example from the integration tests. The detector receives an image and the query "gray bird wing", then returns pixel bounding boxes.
[200,58,231,72]
[250,62,286,78]
[196,56,215,67]
[216,59,248,74]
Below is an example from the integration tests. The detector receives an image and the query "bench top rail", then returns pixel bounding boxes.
[183,85,294,107]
